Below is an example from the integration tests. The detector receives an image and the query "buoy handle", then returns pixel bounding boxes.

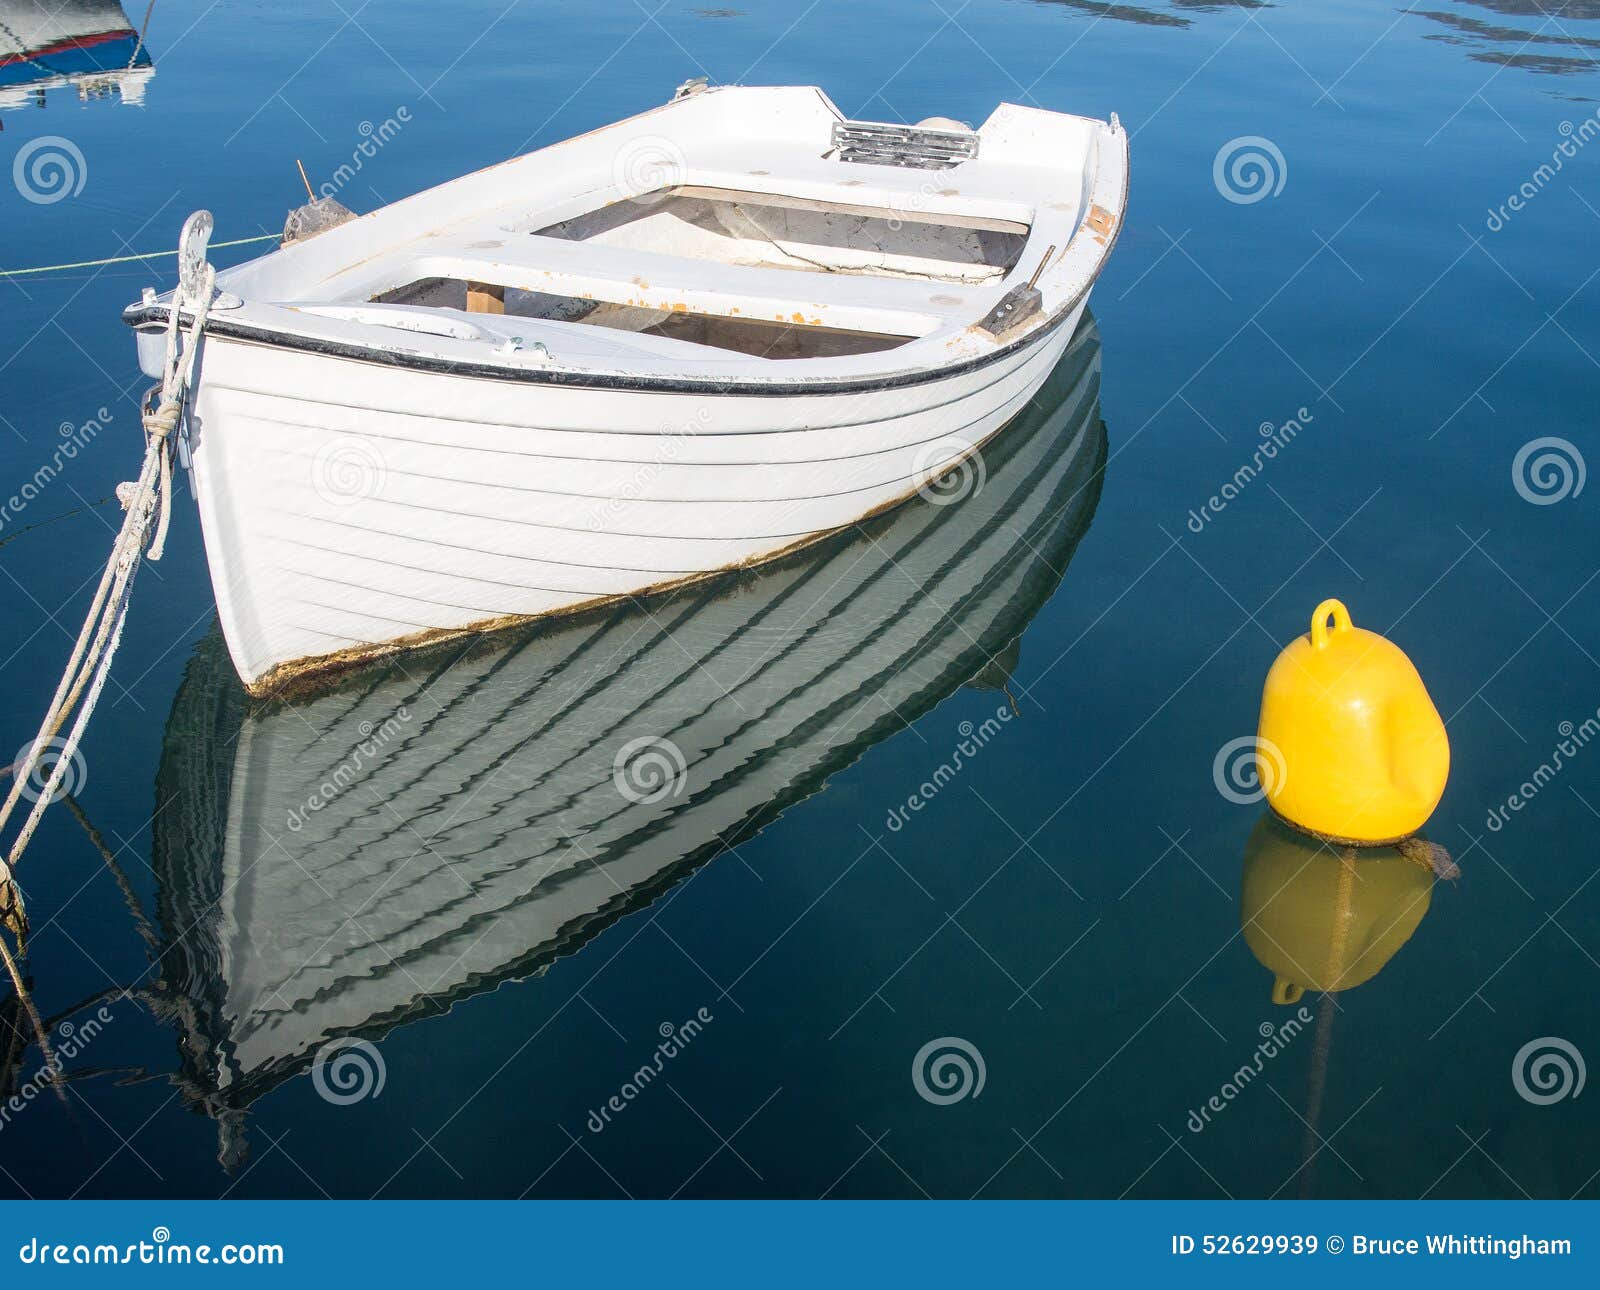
[1310,599,1353,651]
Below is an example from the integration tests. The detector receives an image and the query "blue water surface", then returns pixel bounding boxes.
[0,0,1597,1199]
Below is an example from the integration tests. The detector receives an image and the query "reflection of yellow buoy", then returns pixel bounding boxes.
[1240,813,1434,1004]
[1257,599,1449,844]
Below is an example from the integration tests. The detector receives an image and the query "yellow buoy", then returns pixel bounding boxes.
[1240,813,1435,1004]
[1256,598,1449,844]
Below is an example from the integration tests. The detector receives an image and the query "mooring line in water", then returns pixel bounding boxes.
[0,214,219,1074]
[0,496,117,552]
[0,232,276,280]
[61,794,160,954]
[128,0,158,71]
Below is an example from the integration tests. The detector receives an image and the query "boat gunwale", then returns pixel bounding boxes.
[123,268,1089,398]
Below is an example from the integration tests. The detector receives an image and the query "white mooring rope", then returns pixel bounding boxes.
[0,212,218,1035]
[0,233,276,280]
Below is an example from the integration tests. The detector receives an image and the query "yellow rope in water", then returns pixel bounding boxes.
[0,233,277,279]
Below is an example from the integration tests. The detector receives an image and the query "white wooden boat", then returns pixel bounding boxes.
[148,322,1107,1151]
[125,83,1127,696]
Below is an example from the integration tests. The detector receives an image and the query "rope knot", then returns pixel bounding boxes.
[142,399,181,439]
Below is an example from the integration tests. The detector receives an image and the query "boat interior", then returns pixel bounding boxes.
[362,186,1031,360]
[187,87,1115,378]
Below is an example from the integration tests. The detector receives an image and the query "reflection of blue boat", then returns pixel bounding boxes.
[0,0,153,108]
[148,318,1109,1162]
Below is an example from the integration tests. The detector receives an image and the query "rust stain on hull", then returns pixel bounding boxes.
[1084,203,1116,245]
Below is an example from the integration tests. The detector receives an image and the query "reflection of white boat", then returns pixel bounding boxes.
[124,84,1126,695]
[0,0,153,109]
[150,320,1108,1150]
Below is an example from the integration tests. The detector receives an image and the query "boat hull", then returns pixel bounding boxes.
[152,321,1107,1120]
[185,300,1087,693]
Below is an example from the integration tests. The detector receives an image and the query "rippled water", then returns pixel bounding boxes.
[1,0,1598,1198]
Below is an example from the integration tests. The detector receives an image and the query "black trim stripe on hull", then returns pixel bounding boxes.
[122,287,1084,398]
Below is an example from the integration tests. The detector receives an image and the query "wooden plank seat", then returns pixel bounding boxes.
[316,230,994,338]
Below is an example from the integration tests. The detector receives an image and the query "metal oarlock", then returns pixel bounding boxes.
[177,209,215,306]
